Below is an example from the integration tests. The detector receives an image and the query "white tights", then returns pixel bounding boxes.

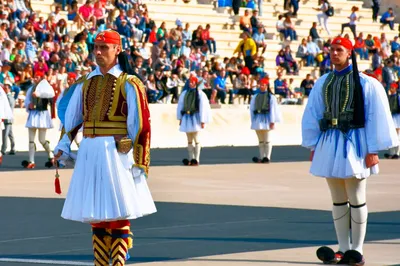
[28,128,53,163]
[256,130,272,159]
[326,178,368,254]
[186,132,201,162]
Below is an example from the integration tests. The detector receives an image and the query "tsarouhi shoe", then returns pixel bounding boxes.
[22,160,35,169]
[252,157,260,163]
[190,159,199,166]
[343,250,365,266]
[261,157,270,163]
[45,158,55,168]
[182,159,190,166]
[316,246,346,264]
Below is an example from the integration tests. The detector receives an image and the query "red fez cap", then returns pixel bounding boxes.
[67,72,77,80]
[94,30,121,45]
[332,37,353,50]
[391,82,399,89]
[260,77,269,85]
[189,76,198,84]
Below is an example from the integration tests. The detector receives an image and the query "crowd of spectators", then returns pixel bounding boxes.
[1,0,400,109]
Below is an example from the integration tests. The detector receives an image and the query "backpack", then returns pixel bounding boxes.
[325,2,334,17]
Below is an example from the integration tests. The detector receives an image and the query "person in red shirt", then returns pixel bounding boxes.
[78,0,96,27]
[353,33,368,60]
[202,24,217,55]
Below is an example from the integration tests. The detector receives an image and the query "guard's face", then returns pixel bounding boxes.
[330,44,351,66]
[260,82,268,91]
[94,42,120,68]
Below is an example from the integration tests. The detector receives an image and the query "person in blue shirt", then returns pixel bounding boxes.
[391,36,400,53]
[212,69,233,104]
[380,7,395,30]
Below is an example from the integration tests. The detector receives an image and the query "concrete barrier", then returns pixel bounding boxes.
[10,103,306,152]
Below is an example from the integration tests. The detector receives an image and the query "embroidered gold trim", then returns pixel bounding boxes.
[83,128,128,136]
[84,121,127,128]
[108,73,128,121]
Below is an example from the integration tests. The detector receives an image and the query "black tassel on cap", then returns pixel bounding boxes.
[351,49,365,127]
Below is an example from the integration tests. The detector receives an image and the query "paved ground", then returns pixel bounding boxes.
[0,146,399,266]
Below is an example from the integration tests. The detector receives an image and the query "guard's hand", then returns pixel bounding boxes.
[54,150,63,163]
[310,150,315,161]
[365,153,379,168]
[201,122,205,129]
[32,91,37,98]
[269,123,275,130]
[28,103,34,110]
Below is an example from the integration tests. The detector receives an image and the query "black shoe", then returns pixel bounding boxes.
[182,159,190,166]
[21,160,30,168]
[392,154,399,159]
[384,153,393,159]
[44,158,55,168]
[252,157,260,163]
[261,157,270,163]
[343,250,365,266]
[190,159,198,166]
[316,246,345,264]
[8,151,16,155]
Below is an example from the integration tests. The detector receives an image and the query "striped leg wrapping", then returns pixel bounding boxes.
[92,228,112,266]
[111,228,132,266]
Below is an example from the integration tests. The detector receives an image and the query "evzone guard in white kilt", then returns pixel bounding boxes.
[22,73,55,169]
[177,75,212,166]
[249,77,282,163]
[0,84,13,166]
[302,37,398,265]
[54,30,156,266]
[384,82,400,159]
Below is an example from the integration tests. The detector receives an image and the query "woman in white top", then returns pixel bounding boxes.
[341,6,358,39]
[313,0,331,36]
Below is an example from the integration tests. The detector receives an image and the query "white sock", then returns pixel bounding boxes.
[194,143,201,162]
[258,143,264,159]
[29,142,35,163]
[350,204,368,254]
[265,141,272,160]
[187,144,194,160]
[332,203,351,253]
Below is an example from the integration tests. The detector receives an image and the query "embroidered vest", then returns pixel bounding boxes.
[31,84,51,111]
[82,73,129,136]
[253,92,270,115]
[181,89,199,115]
[319,71,365,133]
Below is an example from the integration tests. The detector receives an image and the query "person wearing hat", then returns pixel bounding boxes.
[177,75,212,166]
[249,77,281,163]
[0,83,13,166]
[302,37,398,265]
[384,82,400,159]
[22,72,55,169]
[53,29,156,266]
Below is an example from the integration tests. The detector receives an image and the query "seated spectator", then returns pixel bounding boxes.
[274,71,290,98]
[371,49,382,70]
[198,70,212,100]
[225,56,240,83]
[319,48,332,76]
[380,7,395,30]
[275,15,286,41]
[202,24,217,55]
[212,69,232,104]
[283,46,299,75]
[365,34,377,55]
[154,50,173,72]
[296,38,315,67]
[78,0,96,27]
[156,21,167,42]
[182,23,191,43]
[67,0,84,29]
[234,71,251,104]
[252,25,267,55]
[354,33,368,60]
[300,74,314,96]
[239,9,252,33]
[276,49,290,74]
[306,35,321,63]
[192,25,204,48]
[250,9,262,33]
[309,22,324,44]
[391,36,400,53]
[283,15,297,41]
[146,73,163,103]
